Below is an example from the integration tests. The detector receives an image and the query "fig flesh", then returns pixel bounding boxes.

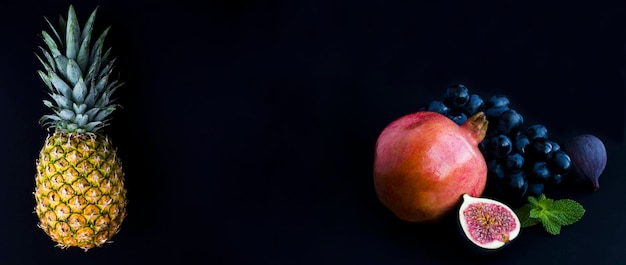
[560,134,607,191]
[458,194,520,253]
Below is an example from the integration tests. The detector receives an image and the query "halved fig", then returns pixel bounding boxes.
[458,194,520,253]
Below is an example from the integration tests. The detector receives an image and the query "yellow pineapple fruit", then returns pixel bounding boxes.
[34,5,127,251]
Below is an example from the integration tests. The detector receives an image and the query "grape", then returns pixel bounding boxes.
[483,106,509,120]
[487,160,505,181]
[421,84,573,204]
[526,124,548,140]
[525,138,553,161]
[550,141,561,154]
[486,95,510,109]
[548,173,562,186]
[503,153,524,171]
[447,110,467,125]
[526,181,545,197]
[495,109,524,135]
[529,161,551,182]
[463,94,484,115]
[487,134,513,159]
[513,133,531,154]
[547,151,572,175]
[427,100,449,115]
[443,84,470,108]
[478,139,488,154]
[504,170,528,197]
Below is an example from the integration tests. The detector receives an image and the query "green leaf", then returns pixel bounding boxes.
[44,17,62,48]
[86,56,101,84]
[77,7,98,73]
[73,103,87,115]
[551,199,586,226]
[66,5,81,60]
[37,70,53,90]
[66,59,83,85]
[41,31,61,58]
[514,203,540,228]
[514,194,585,236]
[98,58,116,81]
[90,27,110,65]
[35,48,54,73]
[538,214,562,235]
[53,55,69,80]
[84,121,102,132]
[72,77,87,104]
[84,108,99,120]
[57,109,75,120]
[43,100,54,108]
[535,195,554,210]
[51,93,70,109]
[49,72,72,99]
[529,207,543,219]
[75,114,89,126]
[58,15,67,46]
[525,217,540,227]
[93,70,108,95]
[39,114,62,124]
[94,108,113,121]
[77,32,92,73]
[80,7,98,41]
[100,48,112,74]
[66,123,79,132]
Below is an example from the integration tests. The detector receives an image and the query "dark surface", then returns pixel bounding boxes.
[1,1,625,264]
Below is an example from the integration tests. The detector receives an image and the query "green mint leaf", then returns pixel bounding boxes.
[536,195,554,209]
[529,207,543,219]
[528,194,553,219]
[533,193,547,203]
[515,194,585,236]
[537,213,562,235]
[514,203,540,227]
[550,199,586,226]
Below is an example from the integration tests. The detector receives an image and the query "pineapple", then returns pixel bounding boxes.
[34,5,127,251]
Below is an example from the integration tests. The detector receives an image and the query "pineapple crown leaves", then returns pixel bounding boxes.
[36,5,123,134]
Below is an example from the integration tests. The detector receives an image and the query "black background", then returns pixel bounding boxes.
[1,1,625,264]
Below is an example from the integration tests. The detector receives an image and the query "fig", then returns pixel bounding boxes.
[458,194,520,253]
[560,134,607,191]
[373,111,488,223]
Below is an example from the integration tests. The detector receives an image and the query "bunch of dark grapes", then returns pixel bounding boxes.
[419,84,572,205]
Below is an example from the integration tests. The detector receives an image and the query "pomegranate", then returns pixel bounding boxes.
[373,111,489,223]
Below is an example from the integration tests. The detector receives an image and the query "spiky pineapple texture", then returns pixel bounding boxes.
[36,5,122,134]
[35,132,126,250]
[34,5,127,251]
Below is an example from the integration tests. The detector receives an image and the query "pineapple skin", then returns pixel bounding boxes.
[34,131,127,250]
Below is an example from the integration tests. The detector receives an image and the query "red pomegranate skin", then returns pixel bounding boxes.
[373,111,488,223]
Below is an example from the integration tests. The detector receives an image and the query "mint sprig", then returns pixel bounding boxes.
[514,194,585,235]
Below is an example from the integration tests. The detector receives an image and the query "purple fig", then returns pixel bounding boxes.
[560,134,607,191]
